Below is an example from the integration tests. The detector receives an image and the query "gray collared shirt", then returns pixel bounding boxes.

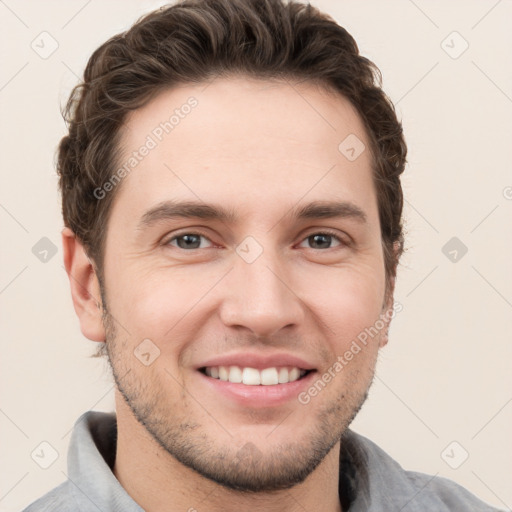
[22,410,503,511]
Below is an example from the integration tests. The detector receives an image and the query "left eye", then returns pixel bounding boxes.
[166,232,344,251]
[298,232,344,250]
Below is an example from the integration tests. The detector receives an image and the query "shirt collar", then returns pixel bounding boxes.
[67,411,144,512]
[68,410,371,511]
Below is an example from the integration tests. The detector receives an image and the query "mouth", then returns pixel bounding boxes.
[198,365,315,385]
[196,365,318,407]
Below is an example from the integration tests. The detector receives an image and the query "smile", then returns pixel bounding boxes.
[200,366,311,385]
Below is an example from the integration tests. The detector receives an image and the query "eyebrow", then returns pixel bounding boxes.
[137,199,367,230]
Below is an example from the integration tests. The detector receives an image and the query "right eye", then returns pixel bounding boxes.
[166,232,214,250]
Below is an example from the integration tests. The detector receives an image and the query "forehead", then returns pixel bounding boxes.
[113,76,378,224]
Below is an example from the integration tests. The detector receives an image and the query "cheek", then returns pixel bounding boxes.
[105,246,385,355]
[107,265,221,343]
[296,262,385,339]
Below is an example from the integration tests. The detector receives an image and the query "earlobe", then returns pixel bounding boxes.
[379,327,390,348]
[379,275,396,348]
[62,227,106,342]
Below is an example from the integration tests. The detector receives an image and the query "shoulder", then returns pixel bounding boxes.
[344,430,505,512]
[21,481,76,512]
[401,470,503,512]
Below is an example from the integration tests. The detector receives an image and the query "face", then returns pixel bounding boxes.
[100,76,392,492]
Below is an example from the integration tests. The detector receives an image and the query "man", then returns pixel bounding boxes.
[23,0,502,510]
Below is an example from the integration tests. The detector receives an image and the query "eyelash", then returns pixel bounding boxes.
[164,230,348,251]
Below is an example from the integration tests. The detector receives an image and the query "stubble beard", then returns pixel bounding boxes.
[102,306,374,493]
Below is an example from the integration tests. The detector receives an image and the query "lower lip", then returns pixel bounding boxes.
[197,370,317,407]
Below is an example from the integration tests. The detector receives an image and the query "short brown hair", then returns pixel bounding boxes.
[58,0,406,288]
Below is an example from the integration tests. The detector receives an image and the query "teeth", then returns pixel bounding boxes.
[219,366,229,381]
[260,368,278,385]
[242,367,260,385]
[204,365,307,385]
[229,366,242,383]
[289,367,300,382]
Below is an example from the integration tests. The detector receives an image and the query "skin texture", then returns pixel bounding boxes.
[63,76,395,512]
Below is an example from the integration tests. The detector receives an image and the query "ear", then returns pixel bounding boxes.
[62,227,106,342]
[379,273,397,349]
[379,240,402,348]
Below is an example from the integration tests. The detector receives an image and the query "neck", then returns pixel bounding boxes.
[113,397,344,512]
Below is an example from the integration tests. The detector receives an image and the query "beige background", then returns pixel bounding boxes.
[1,1,511,510]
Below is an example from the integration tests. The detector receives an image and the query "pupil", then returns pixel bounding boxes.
[176,234,332,250]
[178,234,200,249]
[310,234,331,249]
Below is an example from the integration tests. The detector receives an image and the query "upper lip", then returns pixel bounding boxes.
[196,352,317,371]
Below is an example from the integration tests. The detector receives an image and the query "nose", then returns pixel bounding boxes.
[218,245,305,338]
